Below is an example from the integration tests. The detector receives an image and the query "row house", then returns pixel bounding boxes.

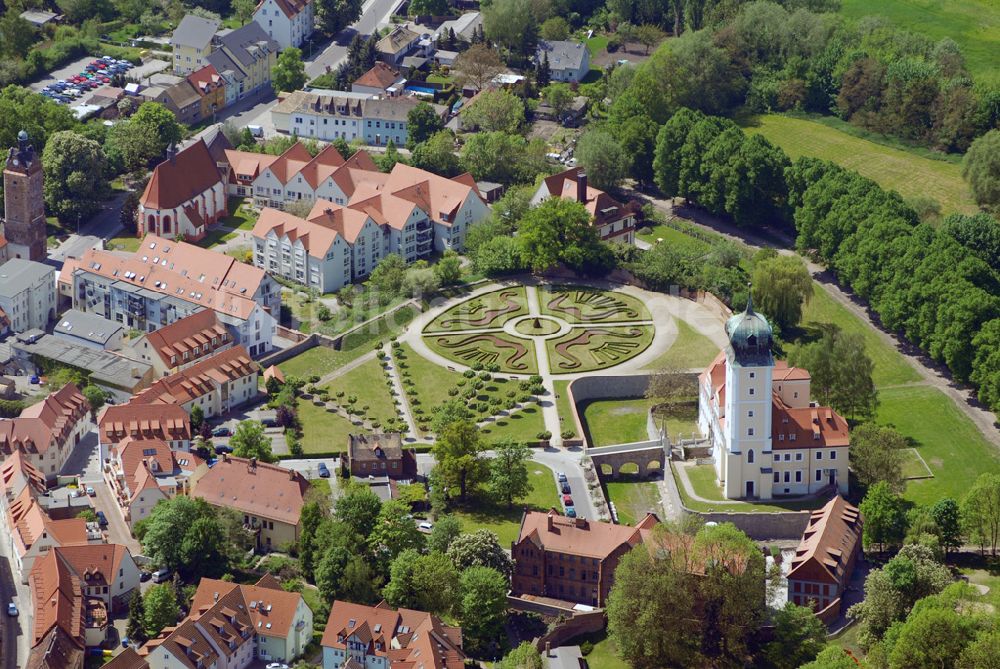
[254,0,314,50]
[138,140,228,242]
[172,15,278,98]
[129,346,260,420]
[97,403,192,455]
[126,309,235,377]
[65,235,279,356]
[0,383,91,482]
[531,168,637,245]
[271,89,447,147]
[105,437,208,529]
[246,142,380,209]
[138,575,312,668]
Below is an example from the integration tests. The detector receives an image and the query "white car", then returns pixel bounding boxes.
[266,663,289,669]
[418,521,433,531]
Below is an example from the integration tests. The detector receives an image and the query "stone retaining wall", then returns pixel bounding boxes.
[681,506,811,540]
[566,374,652,447]
[257,334,319,368]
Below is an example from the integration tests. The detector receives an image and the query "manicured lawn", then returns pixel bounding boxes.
[539,285,651,323]
[323,358,398,429]
[479,405,546,442]
[426,331,538,374]
[581,398,653,446]
[547,325,654,373]
[786,286,921,388]
[221,197,257,230]
[296,399,363,453]
[395,342,464,415]
[574,630,629,669]
[585,34,610,56]
[277,346,369,380]
[677,464,826,513]
[744,114,977,215]
[636,223,713,255]
[309,478,333,498]
[452,462,559,545]
[840,0,1000,87]
[643,319,721,371]
[899,447,933,480]
[424,287,528,332]
[107,235,141,252]
[554,380,577,438]
[199,226,238,248]
[605,480,661,525]
[878,385,1000,506]
[337,306,417,350]
[283,289,320,333]
[426,73,454,85]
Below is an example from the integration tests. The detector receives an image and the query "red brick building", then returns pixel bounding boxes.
[346,433,416,479]
[510,510,659,607]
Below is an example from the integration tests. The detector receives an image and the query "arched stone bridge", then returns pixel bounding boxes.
[588,440,667,479]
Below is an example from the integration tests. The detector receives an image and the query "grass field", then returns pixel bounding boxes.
[323,358,398,429]
[900,447,933,480]
[479,405,546,442]
[452,462,560,545]
[840,0,1000,87]
[786,287,921,388]
[424,287,527,332]
[540,286,651,323]
[107,235,141,252]
[277,346,370,380]
[221,197,257,231]
[643,319,720,371]
[547,325,654,373]
[636,224,714,254]
[296,399,363,453]
[426,331,538,374]
[554,380,577,438]
[606,481,662,525]
[582,398,654,446]
[574,630,629,669]
[878,385,1000,506]
[744,115,977,215]
[677,464,827,513]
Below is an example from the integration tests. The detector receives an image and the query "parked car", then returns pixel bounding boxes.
[557,472,567,482]
[266,663,289,669]
[214,444,233,454]
[151,568,173,584]
[561,482,571,494]
[139,571,152,583]
[317,462,330,478]
[562,494,574,506]
[565,506,577,518]
[96,511,108,527]
[85,485,95,496]
[211,426,231,437]
[418,521,433,531]
[6,602,17,617]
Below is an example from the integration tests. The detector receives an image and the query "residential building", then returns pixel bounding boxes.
[154,80,202,125]
[377,26,422,65]
[130,345,260,419]
[97,403,191,454]
[138,140,228,242]
[26,626,85,669]
[0,258,56,332]
[5,484,94,581]
[126,309,235,377]
[191,454,309,551]
[536,40,591,82]
[101,648,148,669]
[171,15,220,75]
[223,148,278,198]
[787,495,863,620]
[212,22,280,98]
[187,64,227,121]
[698,297,851,500]
[3,131,47,261]
[434,12,482,43]
[0,451,46,514]
[321,600,466,669]
[530,168,636,244]
[139,575,313,668]
[271,89,448,146]
[510,510,660,607]
[66,235,280,356]
[106,437,208,528]
[351,62,406,96]
[249,142,371,208]
[346,433,416,479]
[53,309,125,351]
[254,0,314,50]
[0,384,91,482]
[7,332,154,402]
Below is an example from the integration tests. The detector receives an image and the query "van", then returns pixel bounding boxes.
[152,568,173,584]
[247,125,264,138]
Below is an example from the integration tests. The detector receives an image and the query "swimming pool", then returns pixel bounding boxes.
[406,85,436,95]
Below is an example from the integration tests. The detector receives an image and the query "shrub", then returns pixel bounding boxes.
[472,362,484,371]
[561,430,575,439]
[463,369,476,378]
[504,398,517,410]
[457,379,467,387]
[336,391,345,398]
[308,375,320,383]
[529,375,543,384]
[487,363,501,373]
[580,641,594,656]
[530,383,546,395]
[506,390,517,398]
[448,388,459,396]
[537,431,552,440]
[478,371,492,381]
[517,393,531,403]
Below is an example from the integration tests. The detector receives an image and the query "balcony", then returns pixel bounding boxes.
[415,229,432,243]
[415,221,431,232]
[416,240,432,255]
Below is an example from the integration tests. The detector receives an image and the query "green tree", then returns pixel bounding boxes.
[143,584,179,637]
[460,131,548,184]
[460,90,526,134]
[750,255,813,330]
[126,590,146,644]
[41,131,109,223]
[406,102,444,148]
[409,0,447,14]
[411,131,460,176]
[499,642,543,669]
[432,419,488,501]
[860,481,908,554]
[368,253,408,300]
[385,549,461,615]
[106,102,182,172]
[0,88,76,161]
[137,497,211,572]
[799,646,860,669]
[539,16,569,41]
[616,114,659,187]
[428,515,462,553]
[272,47,307,93]
[482,0,538,56]
[762,602,826,669]
[229,420,274,462]
[789,327,878,420]
[471,236,526,276]
[232,0,256,24]
[120,191,140,233]
[434,250,462,285]
[460,566,509,653]
[447,529,514,577]
[452,43,505,92]
[189,405,205,434]
[488,439,531,508]
[653,107,704,196]
[81,385,105,415]
[930,498,962,555]
[335,485,383,538]
[316,0,363,33]
[958,629,1000,669]
[849,423,906,491]
[576,129,629,191]
[315,545,352,603]
[961,472,1000,556]
[542,83,573,119]
[635,24,666,54]
[887,598,977,668]
[518,197,612,274]
[367,499,426,567]
[341,555,380,604]
[430,398,473,434]
[298,501,326,580]
[0,14,37,59]
[961,129,1000,210]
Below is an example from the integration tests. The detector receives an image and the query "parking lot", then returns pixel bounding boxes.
[30,55,169,107]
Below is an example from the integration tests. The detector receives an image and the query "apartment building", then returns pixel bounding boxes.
[126,309,235,377]
[170,14,219,75]
[129,346,260,419]
[511,510,660,607]
[172,15,279,98]
[0,384,91,482]
[254,0,314,49]
[66,235,280,356]
[247,143,380,208]
[531,168,637,244]
[271,89,447,146]
[191,455,309,552]
[97,403,191,463]
[0,258,56,332]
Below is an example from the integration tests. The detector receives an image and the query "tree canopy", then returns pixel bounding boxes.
[517,198,613,275]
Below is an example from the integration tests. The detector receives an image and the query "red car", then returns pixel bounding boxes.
[562,494,574,506]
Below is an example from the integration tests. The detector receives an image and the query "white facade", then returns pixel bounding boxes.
[138,179,227,242]
[0,259,55,333]
[254,0,314,50]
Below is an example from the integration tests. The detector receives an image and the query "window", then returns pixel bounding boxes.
[816,469,823,482]
[747,449,754,463]
[795,453,803,461]
[748,427,755,436]
[748,410,754,418]
[816,451,823,460]
[773,472,779,483]
[830,451,837,460]
[795,470,802,483]
[784,471,790,483]
[749,388,755,396]
[749,372,755,379]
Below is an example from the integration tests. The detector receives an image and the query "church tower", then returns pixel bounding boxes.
[3,130,47,261]
[722,290,775,499]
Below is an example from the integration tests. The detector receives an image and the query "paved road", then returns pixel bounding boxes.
[0,514,30,669]
[304,0,405,79]
[48,190,131,267]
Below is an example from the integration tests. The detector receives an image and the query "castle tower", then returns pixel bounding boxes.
[3,130,47,261]
[721,289,774,499]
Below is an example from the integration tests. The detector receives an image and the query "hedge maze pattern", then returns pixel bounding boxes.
[543,287,649,323]
[551,327,650,371]
[432,332,533,372]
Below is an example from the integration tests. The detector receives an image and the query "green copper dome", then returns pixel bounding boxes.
[726,291,773,366]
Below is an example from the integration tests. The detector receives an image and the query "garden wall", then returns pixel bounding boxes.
[681,505,811,540]
[257,334,319,368]
[566,374,652,447]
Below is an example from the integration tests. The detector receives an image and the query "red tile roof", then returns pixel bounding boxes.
[788,496,862,585]
[187,64,223,95]
[0,384,89,458]
[266,0,311,19]
[516,510,658,559]
[138,309,231,369]
[542,167,633,226]
[771,398,850,450]
[140,140,224,211]
[354,62,401,90]
[191,455,308,526]
[29,549,85,646]
[131,346,258,407]
[98,403,191,445]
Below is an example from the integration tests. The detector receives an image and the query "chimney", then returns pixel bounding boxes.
[222,452,229,462]
[289,468,296,481]
[545,642,551,657]
[547,509,556,531]
[575,171,587,203]
[575,517,588,529]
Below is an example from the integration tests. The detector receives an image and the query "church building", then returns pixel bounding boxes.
[698,295,850,500]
